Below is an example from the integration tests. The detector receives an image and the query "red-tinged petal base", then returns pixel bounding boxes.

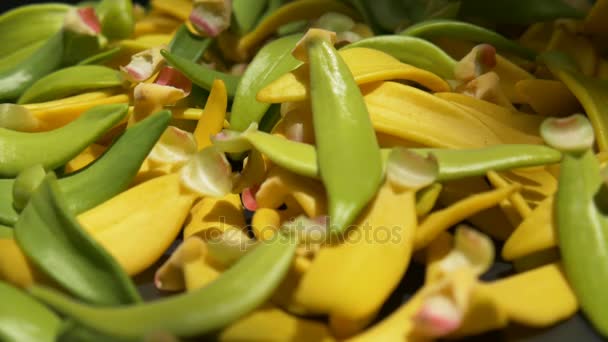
[155,67,193,96]
[77,7,101,34]
[242,186,259,211]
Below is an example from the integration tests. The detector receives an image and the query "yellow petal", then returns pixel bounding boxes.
[64,144,107,174]
[0,238,47,288]
[117,34,172,55]
[439,178,515,240]
[500,168,557,207]
[519,22,553,53]
[502,196,555,261]
[219,304,334,342]
[434,92,543,136]
[584,0,608,35]
[131,83,188,125]
[154,236,220,292]
[515,79,581,116]
[171,107,204,120]
[194,79,227,149]
[183,194,245,239]
[183,252,220,291]
[415,184,520,250]
[493,55,534,104]
[482,263,577,327]
[78,173,197,276]
[338,48,449,92]
[547,27,597,76]
[256,166,327,218]
[258,48,450,103]
[150,0,192,21]
[446,93,542,144]
[452,280,508,336]
[30,94,129,131]
[22,91,112,111]
[224,0,359,61]
[294,183,417,337]
[597,58,608,80]
[133,158,174,185]
[346,291,426,342]
[252,208,283,241]
[486,170,532,224]
[545,62,608,152]
[416,183,443,218]
[233,149,270,193]
[134,15,182,37]
[425,232,454,285]
[363,82,502,148]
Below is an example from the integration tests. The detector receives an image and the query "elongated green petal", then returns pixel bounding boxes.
[162,49,240,98]
[304,31,383,234]
[18,65,122,104]
[401,20,536,60]
[344,35,457,79]
[230,33,302,131]
[15,173,141,305]
[29,232,296,338]
[0,281,61,342]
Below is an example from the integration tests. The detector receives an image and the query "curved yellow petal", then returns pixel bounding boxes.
[117,34,172,55]
[223,0,359,61]
[519,22,553,53]
[219,304,334,342]
[134,15,181,37]
[493,55,534,104]
[233,150,270,193]
[150,0,192,21]
[256,166,327,218]
[154,236,220,292]
[258,48,450,103]
[547,27,597,77]
[64,144,107,174]
[30,94,129,131]
[78,173,197,276]
[294,183,417,337]
[424,232,454,285]
[482,263,577,327]
[338,48,450,92]
[545,63,608,152]
[439,178,515,240]
[171,107,204,120]
[183,193,245,239]
[486,170,532,223]
[252,208,283,241]
[446,95,542,144]
[585,0,608,35]
[194,79,227,149]
[22,91,113,111]
[346,291,426,342]
[434,92,543,136]
[515,79,581,116]
[131,83,188,125]
[451,277,508,337]
[0,238,48,288]
[415,184,520,250]
[502,196,555,261]
[363,82,501,148]
[500,168,557,207]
